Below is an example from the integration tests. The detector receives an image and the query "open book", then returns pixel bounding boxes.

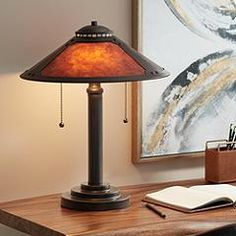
[144,184,236,213]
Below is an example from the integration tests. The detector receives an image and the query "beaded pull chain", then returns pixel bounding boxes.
[59,83,64,128]
[123,82,128,124]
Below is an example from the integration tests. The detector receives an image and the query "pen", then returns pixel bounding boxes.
[232,130,236,150]
[145,203,166,219]
[229,124,233,140]
[229,126,236,150]
[227,124,233,149]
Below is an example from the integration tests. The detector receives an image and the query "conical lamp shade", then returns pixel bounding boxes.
[20,21,169,83]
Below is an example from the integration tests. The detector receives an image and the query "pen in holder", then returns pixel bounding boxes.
[205,139,236,183]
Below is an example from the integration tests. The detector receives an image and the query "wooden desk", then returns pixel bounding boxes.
[0,179,236,236]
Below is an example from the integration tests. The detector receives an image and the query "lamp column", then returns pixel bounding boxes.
[87,83,103,186]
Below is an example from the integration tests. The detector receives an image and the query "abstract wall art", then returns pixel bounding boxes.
[132,0,236,163]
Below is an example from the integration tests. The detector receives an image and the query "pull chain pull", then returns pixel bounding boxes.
[123,82,128,124]
[59,83,64,128]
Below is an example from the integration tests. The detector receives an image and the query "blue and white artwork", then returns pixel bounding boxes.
[141,0,236,158]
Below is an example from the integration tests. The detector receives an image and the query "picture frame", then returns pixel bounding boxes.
[131,0,199,163]
[131,0,236,163]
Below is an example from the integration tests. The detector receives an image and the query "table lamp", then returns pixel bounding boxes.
[20,21,169,211]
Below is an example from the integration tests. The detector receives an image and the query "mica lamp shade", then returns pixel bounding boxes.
[41,42,145,78]
[20,21,169,83]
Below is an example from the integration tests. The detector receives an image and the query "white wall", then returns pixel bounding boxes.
[0,0,203,235]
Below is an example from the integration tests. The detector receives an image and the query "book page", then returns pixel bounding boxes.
[190,184,236,202]
[145,186,232,210]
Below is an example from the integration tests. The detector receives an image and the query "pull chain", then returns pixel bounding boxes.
[59,83,64,128]
[123,82,128,123]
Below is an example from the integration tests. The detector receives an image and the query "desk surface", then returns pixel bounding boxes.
[0,179,236,236]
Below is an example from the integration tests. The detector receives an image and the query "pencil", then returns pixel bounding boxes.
[145,203,166,219]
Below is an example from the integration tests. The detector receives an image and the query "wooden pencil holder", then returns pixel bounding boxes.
[205,140,236,183]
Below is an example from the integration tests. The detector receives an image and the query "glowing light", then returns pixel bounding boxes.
[42,42,145,78]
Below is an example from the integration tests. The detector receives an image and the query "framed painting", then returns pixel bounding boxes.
[132,0,236,163]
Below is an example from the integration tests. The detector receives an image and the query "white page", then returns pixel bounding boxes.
[145,186,229,210]
[190,184,236,202]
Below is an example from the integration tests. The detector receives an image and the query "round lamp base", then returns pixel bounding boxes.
[61,184,130,211]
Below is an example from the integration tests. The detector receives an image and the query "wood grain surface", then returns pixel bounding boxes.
[0,179,236,236]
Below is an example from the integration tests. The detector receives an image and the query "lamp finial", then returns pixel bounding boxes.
[91,21,98,26]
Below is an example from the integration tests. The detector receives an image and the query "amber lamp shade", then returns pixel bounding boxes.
[42,42,145,78]
[20,21,170,211]
[20,21,169,83]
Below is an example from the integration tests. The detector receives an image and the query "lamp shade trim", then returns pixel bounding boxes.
[76,21,113,38]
